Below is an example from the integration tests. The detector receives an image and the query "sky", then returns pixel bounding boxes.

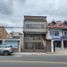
[0,0,67,32]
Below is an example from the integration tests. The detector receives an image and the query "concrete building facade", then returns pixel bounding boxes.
[23,16,51,52]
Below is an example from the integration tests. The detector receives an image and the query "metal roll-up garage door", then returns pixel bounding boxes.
[5,40,19,52]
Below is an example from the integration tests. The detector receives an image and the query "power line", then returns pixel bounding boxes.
[0,26,23,28]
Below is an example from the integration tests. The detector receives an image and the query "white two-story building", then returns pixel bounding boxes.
[46,21,66,52]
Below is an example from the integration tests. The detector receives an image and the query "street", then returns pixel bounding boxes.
[0,55,67,67]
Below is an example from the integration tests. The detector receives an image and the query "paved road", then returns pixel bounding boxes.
[0,62,67,67]
[0,55,67,67]
[0,55,67,61]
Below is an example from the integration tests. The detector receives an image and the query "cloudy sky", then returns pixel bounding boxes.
[0,0,67,31]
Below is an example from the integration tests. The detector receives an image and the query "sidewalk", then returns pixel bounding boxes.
[13,52,67,56]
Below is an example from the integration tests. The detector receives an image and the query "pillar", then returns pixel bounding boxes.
[19,40,21,52]
[61,40,64,49]
[3,39,5,45]
[51,40,54,53]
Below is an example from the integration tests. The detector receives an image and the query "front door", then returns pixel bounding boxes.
[64,41,67,48]
[54,41,61,51]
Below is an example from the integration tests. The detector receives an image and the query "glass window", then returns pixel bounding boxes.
[50,30,59,36]
[55,31,59,36]
[54,41,61,48]
[0,40,2,45]
[64,31,67,36]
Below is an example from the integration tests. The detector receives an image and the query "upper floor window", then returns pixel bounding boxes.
[63,31,67,36]
[26,24,45,29]
[50,30,59,36]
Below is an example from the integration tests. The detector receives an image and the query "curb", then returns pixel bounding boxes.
[13,52,67,56]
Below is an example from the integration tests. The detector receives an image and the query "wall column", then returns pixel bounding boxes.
[3,39,5,45]
[19,40,21,52]
[51,40,54,53]
[61,40,64,49]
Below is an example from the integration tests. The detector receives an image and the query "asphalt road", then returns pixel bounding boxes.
[0,55,67,67]
[0,62,67,67]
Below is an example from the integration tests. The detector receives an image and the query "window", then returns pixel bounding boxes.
[50,30,59,36]
[0,40,2,45]
[55,31,59,36]
[63,31,67,36]
[54,41,61,48]
[26,24,45,29]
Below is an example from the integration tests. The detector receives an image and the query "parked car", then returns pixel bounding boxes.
[0,45,14,55]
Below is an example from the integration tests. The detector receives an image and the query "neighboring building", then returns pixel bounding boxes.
[0,27,23,52]
[62,21,67,49]
[7,32,23,52]
[47,21,67,52]
[23,16,50,52]
[0,26,8,39]
[0,26,8,45]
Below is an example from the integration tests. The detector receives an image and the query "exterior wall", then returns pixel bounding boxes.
[23,16,47,52]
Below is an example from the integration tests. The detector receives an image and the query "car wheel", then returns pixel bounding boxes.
[4,52,9,56]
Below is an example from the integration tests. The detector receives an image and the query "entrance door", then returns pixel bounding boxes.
[24,42,44,52]
[64,41,67,48]
[54,41,61,51]
[33,42,44,50]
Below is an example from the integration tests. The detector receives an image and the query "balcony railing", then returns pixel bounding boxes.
[23,28,47,33]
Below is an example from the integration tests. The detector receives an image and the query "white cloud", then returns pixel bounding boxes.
[0,0,67,32]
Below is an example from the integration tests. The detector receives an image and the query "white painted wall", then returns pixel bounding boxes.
[46,29,62,39]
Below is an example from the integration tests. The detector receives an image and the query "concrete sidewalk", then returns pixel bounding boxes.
[13,52,67,56]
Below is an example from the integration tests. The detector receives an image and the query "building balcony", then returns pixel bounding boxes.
[23,28,47,33]
[52,36,62,41]
[24,40,42,42]
[47,36,62,40]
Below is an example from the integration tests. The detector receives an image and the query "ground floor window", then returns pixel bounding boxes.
[24,42,44,50]
[0,40,2,45]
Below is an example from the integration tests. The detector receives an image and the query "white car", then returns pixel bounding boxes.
[0,45,14,55]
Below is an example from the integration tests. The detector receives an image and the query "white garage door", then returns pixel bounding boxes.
[5,40,19,52]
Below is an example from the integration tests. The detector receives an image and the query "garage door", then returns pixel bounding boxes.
[5,40,19,52]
